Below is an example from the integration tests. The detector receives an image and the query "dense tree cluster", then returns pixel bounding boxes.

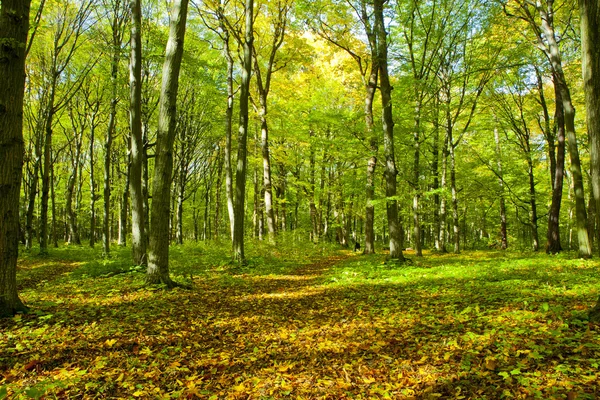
[2,0,600,316]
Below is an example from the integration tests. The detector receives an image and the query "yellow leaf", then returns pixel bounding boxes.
[233,383,246,392]
[105,339,117,348]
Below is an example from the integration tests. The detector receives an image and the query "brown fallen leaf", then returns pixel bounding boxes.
[484,358,497,371]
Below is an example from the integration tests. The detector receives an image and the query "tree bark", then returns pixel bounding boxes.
[129,0,146,265]
[232,0,253,263]
[146,0,189,285]
[537,1,591,257]
[0,0,31,317]
[374,0,403,261]
[494,127,508,250]
[579,0,600,317]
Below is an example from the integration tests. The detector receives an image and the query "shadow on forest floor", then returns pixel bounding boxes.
[1,245,599,399]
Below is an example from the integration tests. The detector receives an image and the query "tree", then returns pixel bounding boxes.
[504,0,591,258]
[129,0,146,265]
[101,0,127,256]
[146,0,190,285]
[0,0,31,317]
[579,0,600,318]
[374,0,403,261]
[232,0,254,263]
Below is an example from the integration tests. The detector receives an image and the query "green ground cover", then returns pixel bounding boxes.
[1,243,599,399]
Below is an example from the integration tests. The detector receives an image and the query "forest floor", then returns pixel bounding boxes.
[1,241,600,399]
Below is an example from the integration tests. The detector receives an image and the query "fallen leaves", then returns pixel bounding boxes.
[0,249,599,399]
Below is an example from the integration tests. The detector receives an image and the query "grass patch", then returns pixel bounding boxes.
[1,245,599,399]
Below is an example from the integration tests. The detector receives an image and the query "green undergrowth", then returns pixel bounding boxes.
[2,245,599,399]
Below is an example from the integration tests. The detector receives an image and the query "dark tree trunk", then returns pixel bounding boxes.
[0,0,31,317]
[146,0,189,285]
[494,127,508,249]
[374,0,403,261]
[232,0,254,263]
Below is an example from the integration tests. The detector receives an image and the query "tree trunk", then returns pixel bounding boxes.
[412,96,423,257]
[104,51,119,256]
[494,127,508,249]
[374,0,403,261]
[146,0,189,285]
[431,101,441,251]
[89,119,96,247]
[25,131,42,250]
[449,132,460,254]
[118,157,130,246]
[232,0,253,263]
[219,13,235,242]
[439,134,448,253]
[526,155,539,251]
[40,79,57,255]
[579,0,600,317]
[538,2,591,258]
[129,0,146,265]
[260,104,276,242]
[0,0,31,317]
[66,118,82,245]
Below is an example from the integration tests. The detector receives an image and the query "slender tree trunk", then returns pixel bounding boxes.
[412,96,423,257]
[25,131,42,249]
[51,162,58,248]
[0,0,31,316]
[449,134,460,254]
[374,0,403,261]
[89,122,96,247]
[260,104,276,242]
[66,121,82,245]
[214,154,223,240]
[363,43,378,255]
[129,0,146,264]
[494,127,508,249]
[431,103,441,251]
[118,158,130,246]
[40,80,57,255]
[147,0,189,285]
[439,134,448,253]
[104,55,118,256]
[526,155,539,251]
[232,0,253,263]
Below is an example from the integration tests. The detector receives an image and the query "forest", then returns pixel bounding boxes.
[1,0,600,398]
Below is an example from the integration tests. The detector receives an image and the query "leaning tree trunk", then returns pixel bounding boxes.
[374,0,403,261]
[129,0,146,265]
[146,0,189,285]
[232,0,253,263]
[0,0,31,317]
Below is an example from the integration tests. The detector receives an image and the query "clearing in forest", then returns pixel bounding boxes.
[1,243,600,399]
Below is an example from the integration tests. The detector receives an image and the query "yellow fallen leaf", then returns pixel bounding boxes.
[105,339,117,348]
